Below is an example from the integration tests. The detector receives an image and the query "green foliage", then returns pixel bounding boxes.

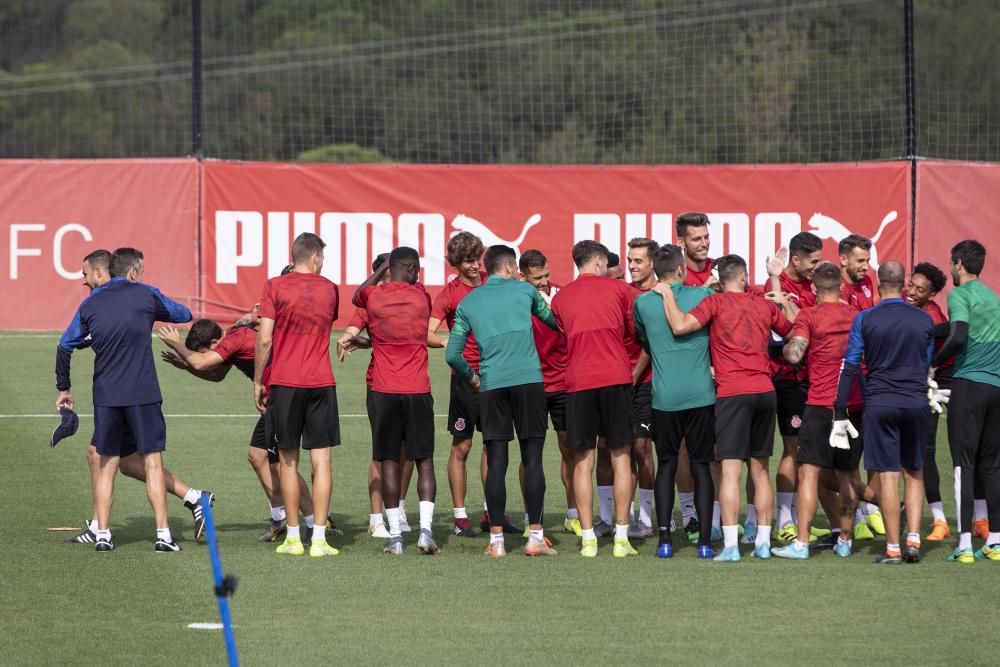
[296,142,392,163]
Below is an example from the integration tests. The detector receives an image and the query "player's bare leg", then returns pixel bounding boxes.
[902,468,925,560]
[595,438,614,534]
[875,470,901,558]
[610,448,635,546]
[557,432,578,531]
[94,454,120,532]
[574,449,596,531]
[447,436,473,510]
[277,449,302,538]
[775,435,799,536]
[247,447,280,505]
[793,463,820,546]
[631,436,655,536]
[306,447,333,549]
[142,452,169,531]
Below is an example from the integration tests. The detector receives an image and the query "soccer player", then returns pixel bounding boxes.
[61,249,210,546]
[552,240,639,558]
[56,247,194,552]
[678,212,714,287]
[834,261,932,564]
[659,254,793,562]
[933,240,1000,563]
[518,249,581,536]
[769,232,824,542]
[624,237,658,538]
[158,317,324,542]
[635,245,716,558]
[255,232,340,558]
[772,262,870,560]
[352,247,440,556]
[447,245,559,558]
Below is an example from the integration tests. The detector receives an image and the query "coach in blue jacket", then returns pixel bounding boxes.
[56,248,192,552]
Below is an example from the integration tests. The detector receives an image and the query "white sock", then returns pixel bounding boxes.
[794,539,809,550]
[639,489,654,528]
[87,518,98,532]
[679,492,695,525]
[777,492,794,528]
[929,501,946,522]
[975,499,988,521]
[529,528,545,544]
[598,486,613,524]
[615,523,629,539]
[399,499,406,513]
[304,514,315,529]
[156,527,172,543]
[453,507,468,520]
[582,528,596,541]
[567,508,579,519]
[287,525,300,540]
[988,532,1000,545]
[722,525,738,549]
[629,501,636,522]
[756,525,771,548]
[837,535,852,548]
[906,532,921,546]
[419,501,434,532]
[183,488,200,505]
[490,531,504,547]
[312,523,326,542]
[271,505,286,521]
[386,507,401,538]
[712,501,721,530]
[483,501,489,513]
[958,532,973,550]
[369,513,383,526]
[524,512,530,526]
[745,505,758,526]
[863,502,879,515]
[96,528,111,541]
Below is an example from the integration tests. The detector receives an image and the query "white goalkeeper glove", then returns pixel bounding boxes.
[927,376,950,414]
[829,419,859,450]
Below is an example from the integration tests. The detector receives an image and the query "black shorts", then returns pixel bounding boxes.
[250,415,279,464]
[94,403,166,457]
[947,378,1000,471]
[545,391,567,433]
[652,406,715,463]
[632,382,654,439]
[796,406,863,471]
[715,392,777,461]
[448,374,481,438]
[566,384,633,451]
[367,391,434,461]
[774,379,809,437]
[267,385,340,450]
[480,383,547,442]
[863,405,929,472]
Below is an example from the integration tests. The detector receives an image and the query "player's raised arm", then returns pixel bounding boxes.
[528,284,558,329]
[352,258,390,308]
[148,285,193,324]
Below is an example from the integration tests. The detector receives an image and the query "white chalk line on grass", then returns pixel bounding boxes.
[187,623,230,631]
[1,413,447,418]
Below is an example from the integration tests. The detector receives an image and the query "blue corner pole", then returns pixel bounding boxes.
[201,495,239,667]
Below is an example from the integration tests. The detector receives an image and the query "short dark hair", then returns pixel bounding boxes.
[110,247,143,278]
[951,239,986,276]
[280,263,294,276]
[572,240,609,268]
[185,319,223,351]
[653,244,685,279]
[518,249,547,274]
[715,254,747,285]
[446,232,484,267]
[388,246,420,273]
[838,234,871,257]
[627,237,659,257]
[812,262,842,293]
[878,260,906,290]
[483,245,517,275]
[789,232,822,258]
[607,252,620,268]
[676,212,709,239]
[373,252,390,272]
[291,232,325,264]
[83,249,111,271]
[912,262,946,293]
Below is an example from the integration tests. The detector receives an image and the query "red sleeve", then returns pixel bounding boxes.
[622,283,635,338]
[790,308,811,341]
[431,285,451,321]
[258,280,276,320]
[348,308,369,331]
[332,283,339,321]
[353,285,374,309]
[213,331,240,363]
[689,295,718,327]
[770,301,793,336]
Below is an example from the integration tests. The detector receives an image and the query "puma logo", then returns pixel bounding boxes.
[806,211,898,270]
[450,213,541,259]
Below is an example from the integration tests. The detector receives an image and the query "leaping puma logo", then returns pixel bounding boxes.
[450,213,541,259]
[806,211,898,270]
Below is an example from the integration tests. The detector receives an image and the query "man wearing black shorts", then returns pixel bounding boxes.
[552,241,638,558]
[255,232,341,558]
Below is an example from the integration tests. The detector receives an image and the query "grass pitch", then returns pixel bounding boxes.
[2,333,997,665]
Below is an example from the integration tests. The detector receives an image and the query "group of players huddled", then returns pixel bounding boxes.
[56,213,1000,564]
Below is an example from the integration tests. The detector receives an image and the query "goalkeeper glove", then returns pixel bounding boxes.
[829,419,859,450]
[927,376,950,414]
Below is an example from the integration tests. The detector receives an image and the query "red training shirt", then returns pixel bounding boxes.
[551,273,633,392]
[213,324,257,381]
[922,300,954,374]
[347,307,375,387]
[689,291,793,398]
[840,274,877,311]
[355,282,432,394]
[771,272,817,382]
[626,282,654,384]
[684,258,715,287]
[532,284,568,393]
[790,302,863,410]
[258,272,338,388]
[431,273,486,373]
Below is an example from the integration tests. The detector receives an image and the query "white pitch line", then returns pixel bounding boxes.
[0,334,62,338]
[0,413,447,418]
[187,622,229,630]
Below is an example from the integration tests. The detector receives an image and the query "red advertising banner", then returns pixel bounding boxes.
[203,161,911,325]
[916,161,1000,309]
[0,159,198,330]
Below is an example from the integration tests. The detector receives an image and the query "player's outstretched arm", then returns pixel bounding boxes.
[427,317,448,348]
[652,281,701,335]
[149,286,193,323]
[783,336,809,364]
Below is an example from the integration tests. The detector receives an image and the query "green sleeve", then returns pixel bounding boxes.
[634,302,650,353]
[530,286,558,329]
[445,305,475,381]
[947,288,969,323]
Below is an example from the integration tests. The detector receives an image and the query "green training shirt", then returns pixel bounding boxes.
[446,275,557,392]
[633,283,715,411]
[947,279,1000,388]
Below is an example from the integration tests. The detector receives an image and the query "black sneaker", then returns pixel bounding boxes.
[258,518,286,542]
[684,517,701,543]
[872,551,902,565]
[154,538,182,552]
[95,537,115,552]
[326,515,344,537]
[66,523,97,544]
[902,544,922,563]
[184,491,215,541]
[813,532,839,551]
[301,529,312,548]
